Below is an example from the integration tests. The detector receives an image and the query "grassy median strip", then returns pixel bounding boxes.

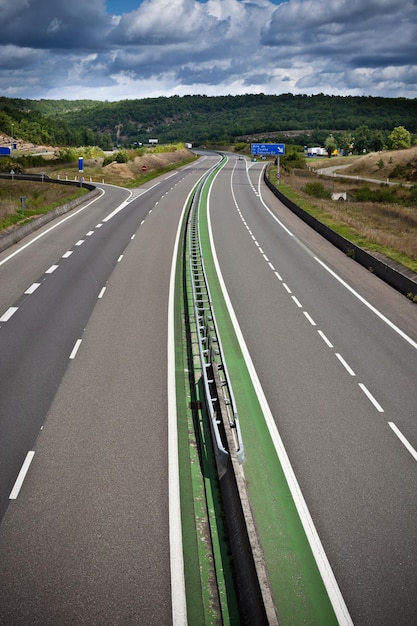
[197,165,339,625]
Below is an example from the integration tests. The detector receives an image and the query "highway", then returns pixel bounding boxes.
[207,157,417,625]
[0,152,416,624]
[0,156,219,624]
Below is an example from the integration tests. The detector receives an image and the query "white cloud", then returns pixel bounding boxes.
[0,0,416,100]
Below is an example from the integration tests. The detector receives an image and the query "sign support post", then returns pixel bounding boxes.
[250,143,285,185]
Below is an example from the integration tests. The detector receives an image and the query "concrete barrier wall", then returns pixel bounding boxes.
[264,171,417,298]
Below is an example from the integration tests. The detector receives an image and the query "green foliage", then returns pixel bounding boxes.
[102,150,129,165]
[352,185,398,203]
[55,146,105,164]
[339,132,354,154]
[353,125,372,153]
[1,94,417,149]
[302,182,332,199]
[389,159,417,182]
[114,149,128,163]
[56,147,79,163]
[281,145,306,171]
[325,134,337,156]
[389,162,408,180]
[0,157,23,173]
[387,126,411,150]
[0,97,112,149]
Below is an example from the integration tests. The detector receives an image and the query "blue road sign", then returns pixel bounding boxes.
[251,143,285,156]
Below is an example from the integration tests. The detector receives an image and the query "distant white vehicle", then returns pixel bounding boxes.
[307,146,327,157]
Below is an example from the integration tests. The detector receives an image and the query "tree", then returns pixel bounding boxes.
[368,130,386,152]
[339,131,354,155]
[325,134,337,158]
[353,125,371,153]
[387,126,411,150]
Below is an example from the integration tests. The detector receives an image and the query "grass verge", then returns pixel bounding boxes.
[271,167,417,275]
[0,180,88,231]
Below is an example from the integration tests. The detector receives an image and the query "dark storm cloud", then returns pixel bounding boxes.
[0,0,113,49]
[0,0,416,100]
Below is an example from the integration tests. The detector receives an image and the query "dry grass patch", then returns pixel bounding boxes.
[278,167,417,273]
[0,180,88,231]
[329,146,417,182]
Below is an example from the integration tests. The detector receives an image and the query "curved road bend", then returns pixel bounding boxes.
[0,155,219,624]
[208,156,417,625]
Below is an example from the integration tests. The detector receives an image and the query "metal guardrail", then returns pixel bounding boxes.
[188,169,244,476]
[187,164,278,625]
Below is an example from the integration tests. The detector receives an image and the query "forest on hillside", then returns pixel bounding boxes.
[1,93,417,149]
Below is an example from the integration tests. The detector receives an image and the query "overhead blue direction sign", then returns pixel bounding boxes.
[251,143,285,156]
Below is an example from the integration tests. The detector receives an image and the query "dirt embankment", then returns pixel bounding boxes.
[311,146,417,182]
[102,148,193,180]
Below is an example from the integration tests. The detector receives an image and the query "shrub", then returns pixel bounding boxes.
[102,150,128,166]
[352,186,397,203]
[302,181,331,199]
[390,163,408,179]
[0,157,23,173]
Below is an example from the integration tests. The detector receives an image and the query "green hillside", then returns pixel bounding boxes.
[1,93,417,148]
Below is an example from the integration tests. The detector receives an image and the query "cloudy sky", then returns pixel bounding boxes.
[1,0,416,101]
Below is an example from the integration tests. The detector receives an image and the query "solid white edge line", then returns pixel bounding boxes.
[9,451,35,499]
[168,179,210,626]
[0,188,105,267]
[315,256,417,351]
[69,339,82,360]
[256,165,294,237]
[358,383,384,412]
[388,422,417,461]
[209,167,353,625]
[0,306,19,322]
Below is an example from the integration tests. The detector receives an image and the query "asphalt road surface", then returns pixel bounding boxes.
[207,157,417,625]
[0,157,218,624]
[1,153,416,625]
